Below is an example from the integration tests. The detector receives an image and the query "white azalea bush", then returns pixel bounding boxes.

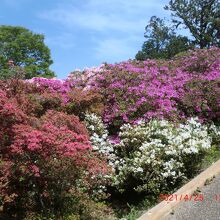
[85,114,218,195]
[84,113,114,156]
[84,113,115,199]
[112,118,213,193]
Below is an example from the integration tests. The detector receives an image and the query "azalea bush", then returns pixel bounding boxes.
[0,81,111,219]
[93,61,184,129]
[85,114,218,196]
[174,47,220,74]
[67,47,220,132]
[84,113,113,156]
[25,47,220,128]
[28,77,104,118]
[178,79,220,122]
[65,88,104,118]
[111,118,213,194]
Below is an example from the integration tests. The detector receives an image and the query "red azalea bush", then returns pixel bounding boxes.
[6,122,108,216]
[41,110,89,135]
[0,89,27,148]
[0,80,111,219]
[28,92,63,117]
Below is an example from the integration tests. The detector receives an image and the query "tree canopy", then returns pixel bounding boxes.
[165,0,220,48]
[136,1,220,61]
[136,16,192,60]
[0,25,55,79]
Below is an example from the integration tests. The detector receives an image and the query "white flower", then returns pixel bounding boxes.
[171,171,176,176]
[136,167,144,172]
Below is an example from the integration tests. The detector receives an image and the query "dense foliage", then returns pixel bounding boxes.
[0,47,220,219]
[165,0,220,48]
[0,25,55,79]
[0,80,111,219]
[136,16,192,60]
[137,1,220,60]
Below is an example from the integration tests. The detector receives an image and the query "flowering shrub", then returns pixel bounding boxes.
[42,110,89,136]
[174,47,220,74]
[0,89,27,148]
[84,113,115,199]
[68,65,106,91]
[179,79,220,122]
[0,81,111,219]
[65,88,104,118]
[208,122,220,146]
[94,61,184,128]
[21,47,220,129]
[83,112,220,203]
[27,77,105,118]
[28,77,71,103]
[109,118,213,193]
[84,113,113,155]
[29,92,63,116]
[66,48,220,131]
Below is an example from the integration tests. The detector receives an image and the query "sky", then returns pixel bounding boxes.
[0,0,171,79]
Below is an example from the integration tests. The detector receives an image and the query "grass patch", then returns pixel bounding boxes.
[201,145,220,170]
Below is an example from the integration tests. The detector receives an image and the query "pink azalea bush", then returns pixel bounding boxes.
[25,47,220,130]
[66,47,220,131]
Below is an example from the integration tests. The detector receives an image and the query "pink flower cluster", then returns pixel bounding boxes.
[26,47,220,128]
[67,47,220,126]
